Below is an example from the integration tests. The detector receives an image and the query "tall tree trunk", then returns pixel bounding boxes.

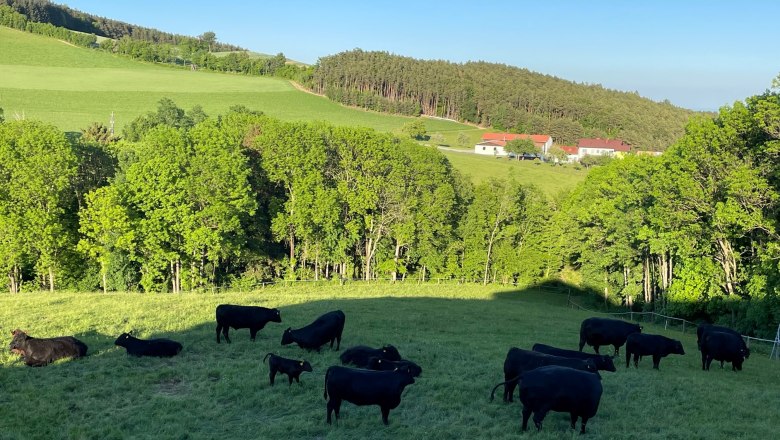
[392,240,402,282]
[715,237,737,295]
[49,267,54,293]
[101,261,108,294]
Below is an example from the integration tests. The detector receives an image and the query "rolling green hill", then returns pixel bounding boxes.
[0,25,586,194]
[0,26,465,135]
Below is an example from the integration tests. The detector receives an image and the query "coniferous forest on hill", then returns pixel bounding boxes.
[306,49,696,149]
[1,0,780,339]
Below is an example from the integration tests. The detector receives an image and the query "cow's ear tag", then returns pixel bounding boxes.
[378,359,382,364]
[383,349,387,352]
[393,367,398,372]
[300,361,304,366]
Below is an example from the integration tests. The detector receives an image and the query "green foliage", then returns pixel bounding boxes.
[80,122,118,145]
[504,138,537,157]
[310,49,695,149]
[402,119,427,140]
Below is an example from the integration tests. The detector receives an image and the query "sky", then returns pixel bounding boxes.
[59,0,780,111]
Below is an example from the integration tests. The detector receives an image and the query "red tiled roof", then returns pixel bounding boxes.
[482,132,551,147]
[560,145,578,154]
[477,140,506,147]
[577,138,631,152]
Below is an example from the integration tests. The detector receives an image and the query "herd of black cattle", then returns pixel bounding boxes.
[7,305,752,433]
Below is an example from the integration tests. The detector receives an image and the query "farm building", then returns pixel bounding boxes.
[576,138,631,158]
[474,133,553,157]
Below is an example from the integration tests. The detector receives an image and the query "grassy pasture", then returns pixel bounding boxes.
[0,284,776,440]
[440,150,588,193]
[0,26,467,136]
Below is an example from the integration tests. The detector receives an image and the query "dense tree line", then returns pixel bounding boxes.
[0,3,310,80]
[560,89,780,337]
[1,89,778,336]
[307,50,696,149]
[0,0,241,50]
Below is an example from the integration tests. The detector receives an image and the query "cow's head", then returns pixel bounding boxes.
[584,359,599,374]
[393,368,416,386]
[299,360,313,373]
[114,332,132,347]
[671,340,685,355]
[280,328,294,345]
[9,329,29,354]
[598,355,617,372]
[382,345,401,361]
[271,309,282,323]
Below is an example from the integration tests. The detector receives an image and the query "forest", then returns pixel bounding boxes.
[306,50,696,149]
[1,87,780,338]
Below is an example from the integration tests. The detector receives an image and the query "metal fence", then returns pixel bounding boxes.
[566,295,779,359]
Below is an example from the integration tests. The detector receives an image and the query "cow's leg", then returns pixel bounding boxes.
[652,354,661,369]
[533,407,549,431]
[326,399,335,424]
[592,345,601,354]
[625,350,630,368]
[335,334,341,351]
[250,327,259,341]
[222,327,231,344]
[380,406,391,425]
[613,344,620,356]
[633,353,640,368]
[578,336,586,352]
[701,352,707,370]
[580,416,589,434]
[569,413,578,430]
[705,356,713,371]
[294,374,301,385]
[505,379,517,403]
[288,374,294,386]
[269,368,277,386]
[521,407,532,431]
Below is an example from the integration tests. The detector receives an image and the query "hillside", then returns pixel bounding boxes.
[308,50,697,150]
[0,26,466,134]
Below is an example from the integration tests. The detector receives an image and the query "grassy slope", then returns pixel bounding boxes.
[0,285,776,440]
[441,150,587,191]
[0,26,586,193]
[0,27,464,135]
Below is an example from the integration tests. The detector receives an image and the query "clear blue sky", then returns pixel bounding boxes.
[60,0,779,111]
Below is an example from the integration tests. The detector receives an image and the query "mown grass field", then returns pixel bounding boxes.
[440,150,587,193]
[1,284,776,440]
[0,26,466,136]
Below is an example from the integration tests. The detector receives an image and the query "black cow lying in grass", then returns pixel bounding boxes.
[9,329,88,367]
[490,348,598,403]
[281,310,345,351]
[340,344,401,367]
[367,357,423,377]
[324,365,415,425]
[531,343,617,372]
[263,353,313,386]
[216,304,282,343]
[625,333,684,369]
[114,333,183,357]
[519,365,603,434]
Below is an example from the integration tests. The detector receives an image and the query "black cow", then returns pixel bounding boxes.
[490,348,598,403]
[340,345,401,367]
[531,343,617,372]
[281,310,345,351]
[324,365,415,425]
[114,333,182,357]
[9,329,88,367]
[263,353,313,386]
[367,357,423,377]
[579,317,642,355]
[519,365,603,434]
[700,331,748,372]
[624,333,684,369]
[697,324,750,362]
[215,304,281,344]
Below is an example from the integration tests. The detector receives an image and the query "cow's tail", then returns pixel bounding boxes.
[263,353,273,364]
[323,367,331,400]
[489,374,522,401]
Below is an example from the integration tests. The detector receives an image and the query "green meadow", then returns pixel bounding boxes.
[0,26,466,136]
[1,284,776,440]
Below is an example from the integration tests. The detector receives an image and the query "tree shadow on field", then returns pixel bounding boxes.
[4,286,766,439]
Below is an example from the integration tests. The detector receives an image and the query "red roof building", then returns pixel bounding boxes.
[481,133,553,150]
[577,138,631,153]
